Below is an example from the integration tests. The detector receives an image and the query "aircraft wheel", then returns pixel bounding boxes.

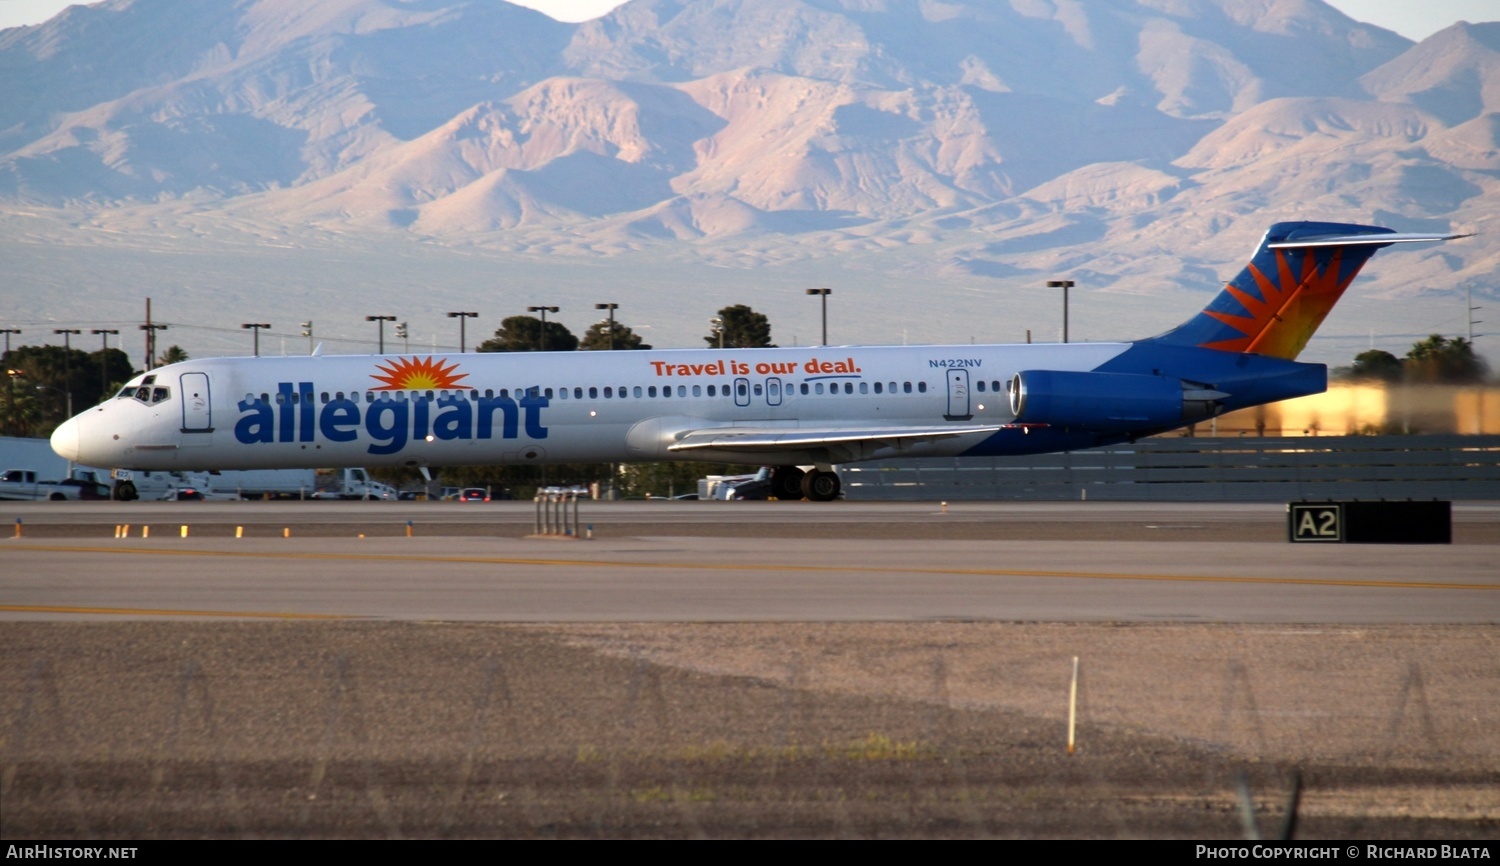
[770,466,805,501]
[801,469,841,502]
[116,481,138,501]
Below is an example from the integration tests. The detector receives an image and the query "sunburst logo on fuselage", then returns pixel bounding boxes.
[371,356,469,391]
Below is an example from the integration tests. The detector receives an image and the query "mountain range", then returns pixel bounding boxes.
[0,0,1496,361]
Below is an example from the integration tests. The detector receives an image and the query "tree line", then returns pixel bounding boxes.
[475,304,774,352]
[1336,335,1489,384]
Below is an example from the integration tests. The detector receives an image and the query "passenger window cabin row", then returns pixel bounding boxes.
[245,379,935,406]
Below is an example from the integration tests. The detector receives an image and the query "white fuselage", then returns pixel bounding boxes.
[52,342,1131,471]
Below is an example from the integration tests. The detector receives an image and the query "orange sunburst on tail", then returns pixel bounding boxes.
[1147,222,1462,361]
[370,356,469,390]
[1198,247,1356,359]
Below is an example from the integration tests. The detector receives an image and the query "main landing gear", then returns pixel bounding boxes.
[769,466,804,500]
[769,465,841,502]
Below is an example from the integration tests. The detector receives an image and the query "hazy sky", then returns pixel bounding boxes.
[0,0,1495,40]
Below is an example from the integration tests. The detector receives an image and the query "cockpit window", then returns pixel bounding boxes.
[123,383,172,405]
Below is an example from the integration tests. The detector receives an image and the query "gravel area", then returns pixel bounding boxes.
[1,620,1495,839]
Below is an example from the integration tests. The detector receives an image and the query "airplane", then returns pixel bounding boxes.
[51,221,1462,501]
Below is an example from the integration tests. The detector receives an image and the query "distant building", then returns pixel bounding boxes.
[1182,383,1500,437]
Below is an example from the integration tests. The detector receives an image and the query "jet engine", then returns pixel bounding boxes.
[1008,370,1226,433]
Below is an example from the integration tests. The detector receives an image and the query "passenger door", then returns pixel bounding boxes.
[944,369,972,421]
[179,372,213,435]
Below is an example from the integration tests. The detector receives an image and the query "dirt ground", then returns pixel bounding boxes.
[1,620,1495,839]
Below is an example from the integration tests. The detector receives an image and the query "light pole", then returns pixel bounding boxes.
[1468,284,1482,343]
[710,316,724,349]
[366,315,396,353]
[396,321,410,354]
[527,305,559,351]
[35,383,71,418]
[33,379,75,470]
[33,383,72,435]
[2,329,19,430]
[594,303,618,350]
[4,367,20,437]
[805,288,831,346]
[139,323,168,369]
[1047,280,1075,343]
[54,328,80,416]
[92,328,119,396]
[447,311,477,352]
[240,323,270,357]
[300,321,314,355]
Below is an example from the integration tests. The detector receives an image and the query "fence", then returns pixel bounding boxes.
[840,435,1500,501]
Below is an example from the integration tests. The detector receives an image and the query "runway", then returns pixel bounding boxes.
[3,500,1497,838]
[2,501,1496,623]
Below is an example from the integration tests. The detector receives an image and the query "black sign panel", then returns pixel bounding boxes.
[1288,501,1451,544]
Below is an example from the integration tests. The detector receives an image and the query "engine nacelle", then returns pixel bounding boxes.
[1008,370,1223,433]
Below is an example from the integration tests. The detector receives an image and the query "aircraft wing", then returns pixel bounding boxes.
[666,423,1009,455]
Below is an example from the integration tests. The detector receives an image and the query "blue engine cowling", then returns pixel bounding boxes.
[1008,370,1221,433]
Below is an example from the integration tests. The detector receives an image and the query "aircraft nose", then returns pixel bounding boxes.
[51,414,81,462]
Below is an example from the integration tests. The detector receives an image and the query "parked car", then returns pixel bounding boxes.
[724,477,773,501]
[458,487,490,502]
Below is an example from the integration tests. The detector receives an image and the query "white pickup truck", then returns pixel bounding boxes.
[313,467,398,500]
[0,468,110,501]
[199,467,396,500]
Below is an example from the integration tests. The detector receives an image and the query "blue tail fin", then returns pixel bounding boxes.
[1150,222,1459,360]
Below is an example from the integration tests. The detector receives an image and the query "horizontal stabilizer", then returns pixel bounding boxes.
[1268,231,1470,249]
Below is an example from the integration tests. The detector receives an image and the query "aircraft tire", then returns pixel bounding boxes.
[770,466,805,501]
[801,469,841,502]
